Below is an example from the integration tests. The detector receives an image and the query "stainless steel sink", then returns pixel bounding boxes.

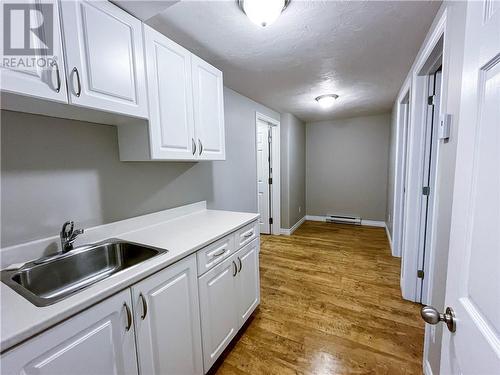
[1,240,168,306]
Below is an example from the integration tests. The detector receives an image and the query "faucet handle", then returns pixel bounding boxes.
[61,221,75,239]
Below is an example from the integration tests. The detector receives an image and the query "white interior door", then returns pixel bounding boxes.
[439,1,500,373]
[257,120,271,234]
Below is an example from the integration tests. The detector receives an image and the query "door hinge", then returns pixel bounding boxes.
[417,270,425,279]
[269,177,273,185]
[269,218,273,225]
[422,186,430,196]
[428,95,435,106]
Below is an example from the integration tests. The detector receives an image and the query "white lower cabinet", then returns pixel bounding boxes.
[198,255,239,371]
[131,254,203,375]
[1,222,260,375]
[198,238,260,373]
[1,289,138,375]
[235,239,260,327]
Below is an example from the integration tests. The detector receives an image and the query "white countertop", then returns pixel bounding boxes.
[0,204,259,352]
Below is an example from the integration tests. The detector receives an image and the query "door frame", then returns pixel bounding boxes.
[255,112,281,235]
[400,11,446,304]
[392,85,411,258]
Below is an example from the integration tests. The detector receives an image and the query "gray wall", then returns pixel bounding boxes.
[280,113,306,229]
[1,87,279,247]
[306,113,390,221]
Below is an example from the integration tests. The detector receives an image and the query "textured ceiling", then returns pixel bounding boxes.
[148,1,440,122]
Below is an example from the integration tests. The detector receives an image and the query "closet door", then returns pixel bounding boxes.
[0,0,68,103]
[143,25,196,160]
[191,55,225,160]
[60,0,147,118]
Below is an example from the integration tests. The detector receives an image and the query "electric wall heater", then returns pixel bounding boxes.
[325,215,362,225]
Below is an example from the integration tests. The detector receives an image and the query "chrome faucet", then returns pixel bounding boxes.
[60,221,84,253]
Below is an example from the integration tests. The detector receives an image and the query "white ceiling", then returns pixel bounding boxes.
[148,1,440,122]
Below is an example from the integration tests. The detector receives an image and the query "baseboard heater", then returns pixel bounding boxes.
[325,214,362,225]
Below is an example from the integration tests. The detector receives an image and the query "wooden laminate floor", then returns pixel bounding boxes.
[212,221,424,375]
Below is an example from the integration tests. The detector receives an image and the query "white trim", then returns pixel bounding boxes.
[385,225,393,253]
[305,215,326,222]
[280,216,306,236]
[400,8,447,303]
[255,112,281,236]
[305,216,385,228]
[361,220,385,228]
[423,359,433,375]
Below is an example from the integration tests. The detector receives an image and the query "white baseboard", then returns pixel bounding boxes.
[385,224,394,254]
[361,219,386,227]
[280,216,306,236]
[423,359,433,375]
[306,215,385,228]
[305,215,326,222]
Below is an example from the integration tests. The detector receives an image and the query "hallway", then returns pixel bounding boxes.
[214,221,424,374]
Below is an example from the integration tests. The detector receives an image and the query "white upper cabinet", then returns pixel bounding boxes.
[0,0,68,103]
[143,25,196,160]
[131,254,203,375]
[1,289,138,375]
[192,55,226,160]
[60,0,147,118]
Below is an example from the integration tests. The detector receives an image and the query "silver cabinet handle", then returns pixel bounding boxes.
[238,257,242,273]
[212,248,226,257]
[232,261,237,277]
[123,303,132,331]
[198,139,203,155]
[243,231,254,239]
[192,138,197,155]
[51,60,61,93]
[72,67,81,97]
[139,293,148,320]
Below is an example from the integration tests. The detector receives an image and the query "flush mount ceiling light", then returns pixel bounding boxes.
[315,94,339,108]
[238,0,291,27]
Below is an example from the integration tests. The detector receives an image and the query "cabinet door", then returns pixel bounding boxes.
[191,55,225,160]
[198,255,238,372]
[0,0,68,103]
[235,239,261,328]
[1,290,138,375]
[60,0,147,118]
[143,26,196,160]
[132,254,203,375]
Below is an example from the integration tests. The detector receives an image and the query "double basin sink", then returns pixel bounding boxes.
[1,240,168,307]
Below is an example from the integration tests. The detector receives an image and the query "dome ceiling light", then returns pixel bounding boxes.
[238,0,291,27]
[315,94,339,108]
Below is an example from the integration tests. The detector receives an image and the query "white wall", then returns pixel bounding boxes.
[0,87,280,247]
[280,113,306,229]
[306,113,391,222]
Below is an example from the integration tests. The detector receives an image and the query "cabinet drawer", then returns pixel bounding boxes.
[234,221,259,249]
[197,235,235,276]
